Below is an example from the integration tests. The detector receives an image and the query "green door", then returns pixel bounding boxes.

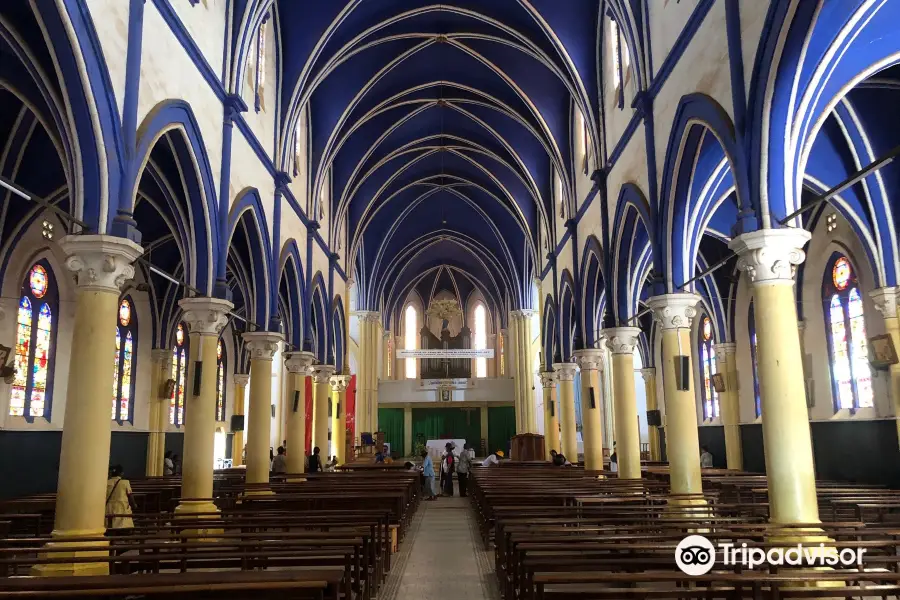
[487,406,516,457]
[377,408,404,456]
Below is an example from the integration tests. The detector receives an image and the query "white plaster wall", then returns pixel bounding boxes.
[170,0,227,81]
[600,17,638,156]
[652,1,732,192]
[647,0,701,80]
[138,3,223,192]
[86,0,129,118]
[230,129,274,239]
[555,237,574,281]
[310,242,331,288]
[739,0,769,97]
[239,14,277,160]
[603,123,650,231]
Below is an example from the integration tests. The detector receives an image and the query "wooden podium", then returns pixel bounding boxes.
[510,433,545,461]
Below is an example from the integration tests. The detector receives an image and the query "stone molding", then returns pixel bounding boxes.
[284,351,315,374]
[151,348,171,366]
[330,374,352,392]
[539,371,557,388]
[552,362,578,381]
[728,228,810,285]
[353,310,381,323]
[59,235,143,294]
[601,327,641,355]
[509,309,536,320]
[870,287,900,320]
[178,297,233,336]
[646,293,701,330]
[640,367,656,382]
[714,342,736,363]
[311,365,336,383]
[242,331,283,361]
[233,374,250,387]
[573,348,605,371]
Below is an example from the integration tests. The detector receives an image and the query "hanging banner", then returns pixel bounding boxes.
[396,349,494,358]
[418,378,474,390]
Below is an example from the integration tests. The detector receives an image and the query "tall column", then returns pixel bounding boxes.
[231,374,249,467]
[242,331,283,490]
[355,311,381,438]
[730,229,820,527]
[506,314,522,432]
[404,405,413,456]
[539,371,559,458]
[284,352,314,472]
[146,349,171,477]
[714,343,743,470]
[175,297,233,516]
[573,348,606,471]
[603,328,642,478]
[34,235,142,576]
[330,373,351,462]
[646,294,704,503]
[871,287,900,446]
[640,368,661,461]
[312,365,336,456]
[520,311,536,433]
[553,362,579,460]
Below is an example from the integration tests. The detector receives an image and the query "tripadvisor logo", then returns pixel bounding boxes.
[675,535,866,575]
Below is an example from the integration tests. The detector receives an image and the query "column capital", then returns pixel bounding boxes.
[646,293,701,330]
[59,234,143,293]
[353,310,381,322]
[601,326,642,355]
[151,348,171,364]
[233,373,250,386]
[510,309,535,320]
[242,331,283,360]
[311,364,336,383]
[329,374,352,392]
[870,287,900,320]
[713,342,737,363]
[552,362,578,381]
[539,370,557,388]
[573,348,605,370]
[284,351,315,374]
[640,367,656,381]
[728,228,810,285]
[178,297,233,336]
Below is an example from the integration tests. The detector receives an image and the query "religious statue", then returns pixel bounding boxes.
[426,299,462,332]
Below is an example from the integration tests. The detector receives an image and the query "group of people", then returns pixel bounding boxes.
[410,444,506,500]
[268,445,339,474]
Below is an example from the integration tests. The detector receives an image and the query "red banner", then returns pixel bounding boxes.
[304,375,313,455]
[346,374,357,446]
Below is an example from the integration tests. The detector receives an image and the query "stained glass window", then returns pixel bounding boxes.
[112,298,137,422]
[698,316,719,420]
[216,339,226,422]
[9,263,57,420]
[170,323,188,426]
[749,301,761,418]
[824,255,873,410]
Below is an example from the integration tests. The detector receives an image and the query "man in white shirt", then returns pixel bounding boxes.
[482,450,504,467]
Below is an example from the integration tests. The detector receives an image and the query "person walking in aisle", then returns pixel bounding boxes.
[441,442,456,496]
[457,443,472,497]
[421,449,436,500]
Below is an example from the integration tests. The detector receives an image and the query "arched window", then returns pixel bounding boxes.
[698,316,719,420]
[216,339,226,422]
[609,17,624,108]
[112,297,137,422]
[749,301,761,417]
[405,305,417,379]
[474,304,487,378]
[823,255,873,410]
[170,323,188,426]
[9,262,58,420]
[254,14,268,111]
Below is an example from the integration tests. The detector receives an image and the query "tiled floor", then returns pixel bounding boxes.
[381,490,501,600]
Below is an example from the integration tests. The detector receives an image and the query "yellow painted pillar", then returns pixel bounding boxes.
[870,288,900,446]
[146,349,171,476]
[519,310,536,433]
[175,297,233,516]
[574,348,606,471]
[539,371,559,458]
[330,374,351,462]
[507,314,522,433]
[646,294,704,503]
[640,368,661,462]
[730,229,820,527]
[404,405,413,457]
[34,235,142,576]
[714,343,743,470]
[283,352,314,472]
[603,328,642,478]
[312,365,336,457]
[355,311,380,438]
[242,332,283,490]
[231,374,249,467]
[553,362,579,460]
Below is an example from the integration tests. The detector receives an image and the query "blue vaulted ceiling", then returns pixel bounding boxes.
[273,0,602,322]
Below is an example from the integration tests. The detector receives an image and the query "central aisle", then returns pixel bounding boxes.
[381,494,501,600]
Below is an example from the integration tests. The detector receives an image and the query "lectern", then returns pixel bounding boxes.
[510,433,545,461]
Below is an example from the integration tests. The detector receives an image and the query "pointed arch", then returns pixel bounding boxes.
[227,187,272,327]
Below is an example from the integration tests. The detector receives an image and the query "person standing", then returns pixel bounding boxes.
[609,442,618,474]
[271,446,288,474]
[700,445,714,468]
[441,443,456,496]
[457,444,472,497]
[163,451,174,476]
[307,446,323,473]
[421,450,436,500]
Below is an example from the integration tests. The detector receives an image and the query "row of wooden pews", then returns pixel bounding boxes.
[471,463,900,600]
[0,469,420,599]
